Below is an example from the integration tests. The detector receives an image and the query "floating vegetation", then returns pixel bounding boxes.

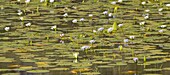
[0,0,170,75]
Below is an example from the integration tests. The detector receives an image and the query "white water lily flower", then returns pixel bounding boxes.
[40,0,45,2]
[145,9,150,12]
[60,34,64,37]
[80,18,85,21]
[60,40,64,44]
[63,13,68,17]
[93,30,97,33]
[141,1,146,5]
[81,46,91,50]
[118,0,123,3]
[19,17,24,21]
[49,0,54,3]
[158,8,163,12]
[73,52,79,59]
[166,4,170,7]
[108,13,112,17]
[133,57,138,63]
[159,29,164,33]
[89,40,96,44]
[124,39,129,43]
[160,25,166,28]
[129,36,135,39]
[103,11,108,15]
[97,27,104,32]
[25,22,31,27]
[4,27,10,31]
[107,27,113,33]
[25,0,30,3]
[118,24,123,27]
[139,21,145,25]
[17,12,22,15]
[88,14,93,17]
[144,15,149,19]
[17,0,20,2]
[51,25,57,30]
[111,1,116,5]
[72,19,78,23]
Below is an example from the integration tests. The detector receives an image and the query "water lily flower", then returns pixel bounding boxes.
[51,25,57,30]
[93,30,97,33]
[144,15,149,19]
[88,14,93,17]
[81,46,91,51]
[103,11,108,15]
[118,24,123,27]
[97,27,104,32]
[166,4,170,7]
[159,29,164,33]
[160,25,166,28]
[4,27,10,31]
[118,0,123,3]
[145,9,150,12]
[133,57,138,63]
[80,18,85,21]
[40,0,45,2]
[17,12,22,16]
[60,34,64,37]
[25,22,31,27]
[129,36,135,39]
[25,0,30,3]
[89,40,95,44]
[111,1,116,5]
[19,17,24,21]
[139,21,145,25]
[107,27,113,33]
[49,0,54,3]
[59,40,64,44]
[63,13,68,17]
[108,13,112,17]
[72,19,78,23]
[124,39,129,43]
[17,0,20,2]
[158,8,163,12]
[141,1,146,5]
[73,52,79,59]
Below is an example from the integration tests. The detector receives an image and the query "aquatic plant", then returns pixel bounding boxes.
[51,25,57,31]
[40,0,45,3]
[111,1,116,5]
[160,25,166,28]
[25,0,30,6]
[17,10,23,16]
[89,40,95,44]
[119,45,123,51]
[4,27,10,31]
[73,52,79,59]
[124,39,129,43]
[118,0,123,3]
[20,17,24,21]
[133,57,138,64]
[97,27,104,32]
[158,8,163,12]
[107,27,113,33]
[25,22,31,27]
[112,22,117,31]
[129,36,135,40]
[166,4,170,7]
[63,13,68,17]
[103,11,108,15]
[72,19,78,23]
